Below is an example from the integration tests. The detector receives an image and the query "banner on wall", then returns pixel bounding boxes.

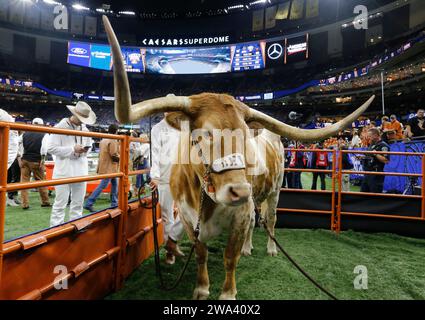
[252,9,264,32]
[290,0,305,20]
[265,5,277,29]
[276,2,290,20]
[306,0,320,19]
[84,16,97,37]
[71,14,84,35]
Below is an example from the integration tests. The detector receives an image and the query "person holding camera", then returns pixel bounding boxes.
[48,101,96,227]
[84,124,120,212]
[358,128,390,193]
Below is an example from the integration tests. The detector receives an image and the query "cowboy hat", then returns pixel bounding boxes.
[32,117,44,125]
[66,101,97,125]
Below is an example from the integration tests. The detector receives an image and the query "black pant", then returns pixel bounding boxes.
[311,172,326,190]
[7,158,21,199]
[285,172,293,188]
[361,174,385,193]
[292,172,302,189]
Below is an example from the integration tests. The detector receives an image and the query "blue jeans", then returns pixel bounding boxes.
[136,158,150,189]
[85,178,118,208]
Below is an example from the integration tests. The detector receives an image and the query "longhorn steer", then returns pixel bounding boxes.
[102,16,375,300]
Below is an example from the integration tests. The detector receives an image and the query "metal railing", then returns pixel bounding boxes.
[0,121,150,286]
[281,148,425,233]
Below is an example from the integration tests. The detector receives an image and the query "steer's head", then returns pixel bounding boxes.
[165,93,261,206]
[102,15,375,207]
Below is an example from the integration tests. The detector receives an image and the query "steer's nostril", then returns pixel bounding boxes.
[228,184,251,203]
[229,187,240,201]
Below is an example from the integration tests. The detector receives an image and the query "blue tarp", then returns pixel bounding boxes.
[349,141,424,194]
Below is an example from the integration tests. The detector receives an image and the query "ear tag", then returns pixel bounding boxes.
[207,184,215,193]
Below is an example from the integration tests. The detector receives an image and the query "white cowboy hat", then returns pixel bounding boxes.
[32,117,44,125]
[66,101,97,125]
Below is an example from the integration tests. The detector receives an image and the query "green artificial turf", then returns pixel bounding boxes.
[5,174,423,300]
[107,228,425,300]
[3,190,115,242]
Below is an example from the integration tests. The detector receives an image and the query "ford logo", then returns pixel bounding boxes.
[71,47,87,55]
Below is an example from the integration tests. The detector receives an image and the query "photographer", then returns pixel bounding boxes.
[84,124,120,212]
[358,128,390,193]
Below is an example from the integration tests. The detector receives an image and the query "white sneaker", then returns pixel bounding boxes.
[7,198,19,207]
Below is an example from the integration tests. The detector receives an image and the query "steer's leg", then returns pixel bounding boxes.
[220,210,251,300]
[175,203,210,300]
[262,172,283,257]
[241,209,255,256]
[192,241,210,300]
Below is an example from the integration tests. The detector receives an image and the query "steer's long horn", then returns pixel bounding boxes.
[247,95,375,142]
[102,15,191,123]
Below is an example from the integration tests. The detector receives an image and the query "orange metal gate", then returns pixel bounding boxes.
[0,121,162,299]
[280,148,425,232]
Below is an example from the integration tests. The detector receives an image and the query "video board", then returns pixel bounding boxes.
[67,34,309,74]
[121,47,145,73]
[89,44,112,71]
[145,47,231,74]
[230,42,266,71]
[67,42,90,68]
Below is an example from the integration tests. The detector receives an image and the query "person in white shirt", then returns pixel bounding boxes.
[135,133,150,192]
[150,114,185,265]
[47,102,96,227]
[129,131,141,196]
[0,109,19,206]
[350,129,361,148]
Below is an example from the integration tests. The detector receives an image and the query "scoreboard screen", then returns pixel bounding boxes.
[231,42,265,71]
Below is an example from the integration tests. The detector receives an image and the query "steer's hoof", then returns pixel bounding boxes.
[267,249,278,257]
[219,292,237,300]
[193,287,210,300]
[241,247,252,256]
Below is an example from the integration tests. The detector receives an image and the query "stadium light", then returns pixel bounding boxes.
[249,0,267,5]
[96,8,106,13]
[43,0,61,5]
[119,11,136,15]
[72,3,90,11]
[228,4,244,10]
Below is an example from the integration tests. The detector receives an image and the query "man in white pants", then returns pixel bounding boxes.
[150,113,185,265]
[47,102,96,227]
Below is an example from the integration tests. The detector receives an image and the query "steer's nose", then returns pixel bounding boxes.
[227,183,251,205]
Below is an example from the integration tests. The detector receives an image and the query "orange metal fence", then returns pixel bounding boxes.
[281,148,425,233]
[0,121,162,299]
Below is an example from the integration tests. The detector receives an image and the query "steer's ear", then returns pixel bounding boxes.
[246,120,264,137]
[165,112,192,131]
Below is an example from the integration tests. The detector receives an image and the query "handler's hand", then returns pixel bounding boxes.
[74,144,85,154]
[150,179,159,191]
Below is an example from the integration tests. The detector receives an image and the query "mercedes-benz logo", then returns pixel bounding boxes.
[267,43,283,60]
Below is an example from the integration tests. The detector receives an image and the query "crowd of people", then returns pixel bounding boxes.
[282,108,425,193]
